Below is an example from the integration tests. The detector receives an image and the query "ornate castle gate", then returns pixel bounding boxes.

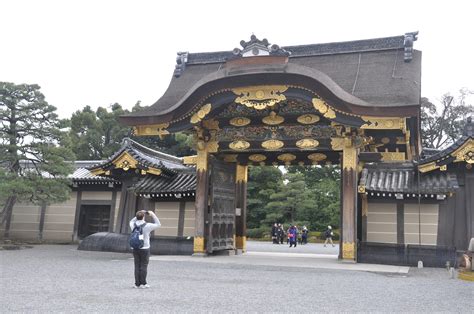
[120,35,420,261]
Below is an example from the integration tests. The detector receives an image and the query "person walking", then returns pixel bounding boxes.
[277,223,285,244]
[129,210,161,288]
[271,223,279,244]
[301,226,309,245]
[288,225,298,248]
[324,225,335,247]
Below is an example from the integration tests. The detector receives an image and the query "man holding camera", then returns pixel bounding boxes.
[129,210,161,289]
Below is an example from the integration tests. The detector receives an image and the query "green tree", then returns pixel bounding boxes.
[67,103,194,160]
[0,82,74,229]
[246,166,283,229]
[421,89,474,149]
[67,103,131,160]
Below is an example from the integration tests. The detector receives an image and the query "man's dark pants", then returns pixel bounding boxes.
[133,249,150,286]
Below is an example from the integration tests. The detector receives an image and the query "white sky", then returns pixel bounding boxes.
[1,0,473,118]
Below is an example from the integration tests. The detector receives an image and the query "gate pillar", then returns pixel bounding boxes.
[235,164,248,252]
[341,139,358,261]
[193,143,209,255]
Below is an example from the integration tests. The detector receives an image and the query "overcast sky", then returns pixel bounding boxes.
[2,0,473,118]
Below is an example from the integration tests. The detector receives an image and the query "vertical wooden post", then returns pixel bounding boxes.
[193,143,209,255]
[235,164,248,252]
[342,139,358,261]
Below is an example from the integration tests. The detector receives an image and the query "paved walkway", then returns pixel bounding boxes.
[1,244,472,312]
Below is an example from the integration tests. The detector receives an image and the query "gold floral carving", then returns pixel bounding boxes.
[343,146,357,170]
[202,118,219,130]
[296,138,319,149]
[223,154,238,162]
[277,153,296,165]
[360,116,405,130]
[262,111,284,125]
[418,161,438,173]
[183,155,197,165]
[232,85,288,110]
[380,152,406,162]
[331,137,345,151]
[236,165,248,183]
[229,140,250,151]
[297,114,320,125]
[191,103,212,124]
[133,123,170,139]
[207,140,219,153]
[113,151,138,171]
[307,153,327,164]
[229,117,251,127]
[193,236,205,253]
[146,168,162,176]
[261,139,284,150]
[342,242,355,260]
[451,139,474,164]
[248,154,267,162]
[312,98,336,119]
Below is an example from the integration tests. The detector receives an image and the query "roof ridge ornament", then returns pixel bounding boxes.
[464,116,473,137]
[403,31,418,62]
[173,52,189,77]
[232,35,290,58]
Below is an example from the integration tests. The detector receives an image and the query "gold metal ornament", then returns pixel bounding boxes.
[307,153,327,163]
[297,114,320,124]
[342,242,355,260]
[223,154,238,162]
[312,98,336,119]
[380,152,405,162]
[229,140,251,150]
[262,111,284,125]
[248,154,267,162]
[232,85,288,110]
[451,139,474,164]
[277,153,296,165]
[360,116,405,130]
[133,123,170,139]
[261,139,284,150]
[296,138,319,149]
[229,117,251,127]
[381,137,391,144]
[330,137,345,151]
[191,103,212,124]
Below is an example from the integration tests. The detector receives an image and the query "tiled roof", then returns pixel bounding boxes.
[132,172,196,195]
[360,163,458,194]
[88,138,190,176]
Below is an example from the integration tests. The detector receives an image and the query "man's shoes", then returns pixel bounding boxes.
[133,285,139,289]
[140,284,150,289]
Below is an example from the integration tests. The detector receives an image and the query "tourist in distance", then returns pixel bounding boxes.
[324,225,335,247]
[271,222,279,244]
[277,223,285,244]
[301,226,309,245]
[288,225,298,248]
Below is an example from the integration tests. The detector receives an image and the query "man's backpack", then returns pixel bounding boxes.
[129,222,147,249]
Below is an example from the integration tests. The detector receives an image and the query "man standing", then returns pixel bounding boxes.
[324,225,335,247]
[129,210,161,288]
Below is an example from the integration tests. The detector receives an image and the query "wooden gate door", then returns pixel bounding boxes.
[207,158,236,253]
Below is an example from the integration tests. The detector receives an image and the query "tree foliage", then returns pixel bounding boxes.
[66,103,195,159]
[421,88,474,149]
[246,165,340,233]
[0,82,74,217]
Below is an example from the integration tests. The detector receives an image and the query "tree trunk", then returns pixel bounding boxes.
[2,196,17,238]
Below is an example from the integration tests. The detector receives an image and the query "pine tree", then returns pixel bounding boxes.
[0,82,75,234]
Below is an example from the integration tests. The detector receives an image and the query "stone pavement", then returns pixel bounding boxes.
[1,243,472,313]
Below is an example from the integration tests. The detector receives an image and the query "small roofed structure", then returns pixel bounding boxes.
[358,118,474,266]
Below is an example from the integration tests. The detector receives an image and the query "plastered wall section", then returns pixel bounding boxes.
[152,201,195,237]
[367,203,397,243]
[404,204,438,245]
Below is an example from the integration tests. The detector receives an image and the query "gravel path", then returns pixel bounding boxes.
[1,244,472,313]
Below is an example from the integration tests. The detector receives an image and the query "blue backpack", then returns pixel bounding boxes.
[129,222,147,249]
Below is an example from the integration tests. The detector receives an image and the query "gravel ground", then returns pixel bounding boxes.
[247,240,339,255]
[1,244,472,313]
